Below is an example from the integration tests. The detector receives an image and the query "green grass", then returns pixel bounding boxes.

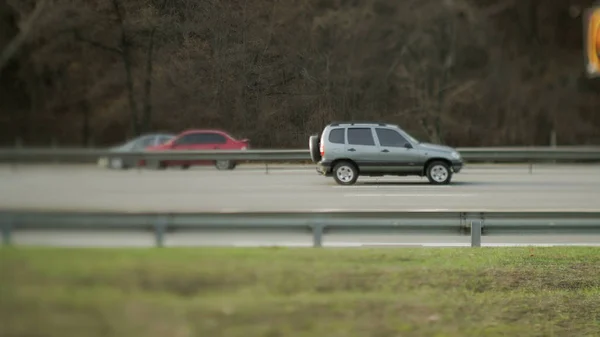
[1,247,600,337]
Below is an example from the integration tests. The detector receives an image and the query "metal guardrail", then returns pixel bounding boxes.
[1,146,600,164]
[0,148,309,162]
[456,146,600,161]
[2,210,600,247]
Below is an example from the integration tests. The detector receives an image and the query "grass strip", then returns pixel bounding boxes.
[1,246,600,337]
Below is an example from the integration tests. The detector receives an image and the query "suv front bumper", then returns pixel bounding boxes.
[451,160,463,173]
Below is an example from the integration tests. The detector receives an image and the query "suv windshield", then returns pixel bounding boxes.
[400,130,420,144]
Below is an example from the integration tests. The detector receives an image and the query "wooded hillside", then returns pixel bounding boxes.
[1,0,599,147]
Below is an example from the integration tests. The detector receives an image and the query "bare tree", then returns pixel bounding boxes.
[1,0,599,147]
[0,0,47,76]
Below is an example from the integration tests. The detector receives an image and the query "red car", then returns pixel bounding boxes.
[144,129,250,170]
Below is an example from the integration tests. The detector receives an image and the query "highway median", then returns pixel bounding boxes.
[1,247,600,336]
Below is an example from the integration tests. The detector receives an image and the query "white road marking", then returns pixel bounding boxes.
[205,208,457,213]
[230,242,365,247]
[287,208,456,212]
[344,193,476,197]
[333,185,446,189]
[419,243,600,247]
[264,169,315,173]
[222,242,600,248]
[218,208,245,213]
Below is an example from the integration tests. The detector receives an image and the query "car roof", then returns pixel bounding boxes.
[179,128,227,133]
[177,129,230,135]
[326,121,398,128]
[133,133,175,140]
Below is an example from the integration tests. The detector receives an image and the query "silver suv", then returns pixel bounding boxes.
[309,122,464,185]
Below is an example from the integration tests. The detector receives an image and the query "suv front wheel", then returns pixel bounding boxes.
[426,161,452,185]
[333,161,358,185]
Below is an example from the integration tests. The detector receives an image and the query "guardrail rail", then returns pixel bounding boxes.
[2,146,600,165]
[2,210,600,248]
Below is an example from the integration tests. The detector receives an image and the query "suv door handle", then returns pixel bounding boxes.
[381,149,389,153]
[347,148,356,152]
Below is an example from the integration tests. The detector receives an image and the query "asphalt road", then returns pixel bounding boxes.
[1,163,600,212]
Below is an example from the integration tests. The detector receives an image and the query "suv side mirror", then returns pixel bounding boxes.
[404,143,413,149]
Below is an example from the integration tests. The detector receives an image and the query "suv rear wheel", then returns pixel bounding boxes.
[426,161,452,185]
[333,161,358,185]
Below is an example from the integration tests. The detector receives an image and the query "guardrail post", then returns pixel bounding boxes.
[154,216,168,248]
[12,138,22,171]
[1,216,12,246]
[311,223,323,247]
[529,162,532,174]
[51,138,58,164]
[137,154,144,173]
[470,220,482,247]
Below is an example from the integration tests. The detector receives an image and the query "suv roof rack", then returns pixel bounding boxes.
[328,121,391,127]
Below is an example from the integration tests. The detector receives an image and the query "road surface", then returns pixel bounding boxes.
[1,163,600,212]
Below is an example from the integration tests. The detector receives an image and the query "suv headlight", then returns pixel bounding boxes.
[451,151,461,159]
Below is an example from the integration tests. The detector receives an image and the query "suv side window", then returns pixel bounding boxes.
[376,128,409,147]
[328,128,345,144]
[347,127,375,146]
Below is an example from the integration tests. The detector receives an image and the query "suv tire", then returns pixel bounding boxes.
[333,161,358,185]
[309,134,321,163]
[426,160,452,185]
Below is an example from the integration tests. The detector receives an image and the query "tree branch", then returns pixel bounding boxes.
[0,0,48,76]
[74,31,122,54]
[141,0,169,132]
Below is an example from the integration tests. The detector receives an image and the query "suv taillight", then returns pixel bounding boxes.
[319,141,324,157]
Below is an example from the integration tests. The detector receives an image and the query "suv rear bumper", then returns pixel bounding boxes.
[316,161,333,176]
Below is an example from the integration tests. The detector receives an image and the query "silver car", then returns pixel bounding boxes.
[98,133,175,169]
[309,122,464,185]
